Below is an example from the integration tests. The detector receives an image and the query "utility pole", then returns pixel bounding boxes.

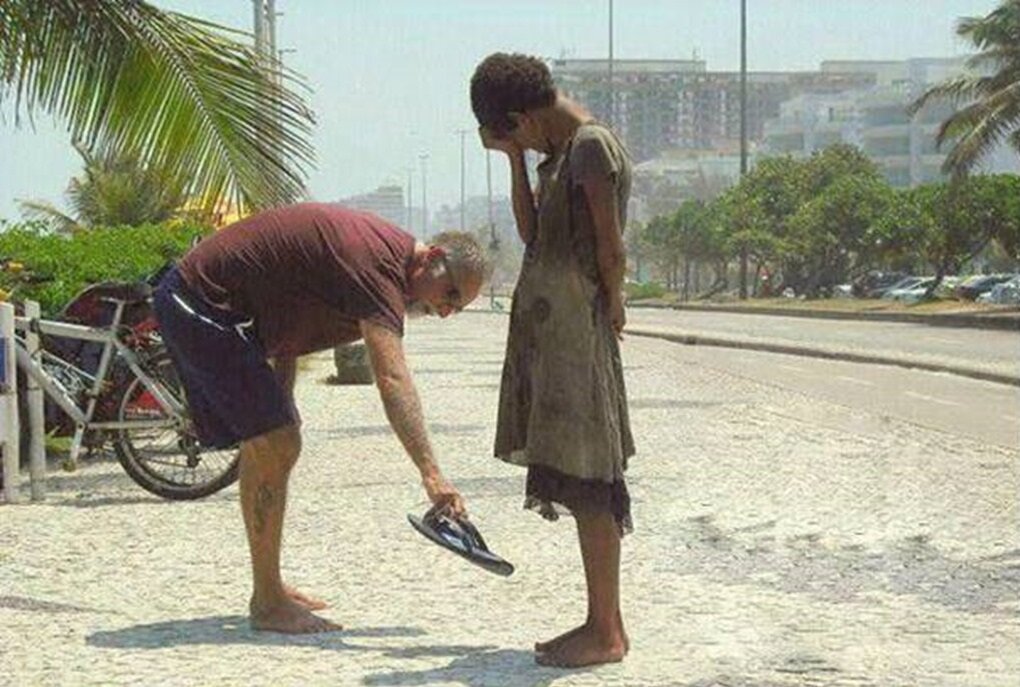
[419,153,429,240]
[252,0,277,62]
[252,1,265,57]
[607,0,614,127]
[266,0,277,62]
[455,129,470,232]
[738,0,749,300]
[486,150,498,309]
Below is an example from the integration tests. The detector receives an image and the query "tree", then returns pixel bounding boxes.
[978,175,1020,261]
[786,174,894,297]
[19,144,189,232]
[896,178,1015,298]
[0,1,315,214]
[909,0,1020,177]
[624,221,650,282]
[642,213,682,290]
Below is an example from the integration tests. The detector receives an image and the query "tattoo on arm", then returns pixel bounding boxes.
[379,382,434,470]
[360,320,436,475]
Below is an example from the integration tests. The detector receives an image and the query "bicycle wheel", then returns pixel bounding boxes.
[113,351,239,500]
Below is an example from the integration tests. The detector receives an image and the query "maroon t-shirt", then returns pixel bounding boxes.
[178,203,415,357]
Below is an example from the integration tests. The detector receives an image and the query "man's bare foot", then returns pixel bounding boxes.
[535,626,626,668]
[536,622,629,654]
[283,584,328,611]
[250,597,342,634]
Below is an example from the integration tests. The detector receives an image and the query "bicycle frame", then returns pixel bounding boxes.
[12,299,186,467]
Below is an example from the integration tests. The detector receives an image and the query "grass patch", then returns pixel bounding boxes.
[630,294,1017,315]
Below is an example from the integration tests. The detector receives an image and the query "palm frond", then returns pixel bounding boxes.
[910,2,1020,176]
[0,0,316,214]
[17,198,82,233]
[938,81,1020,175]
[908,76,986,115]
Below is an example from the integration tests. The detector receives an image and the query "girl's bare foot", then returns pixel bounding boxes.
[535,623,588,653]
[249,597,341,634]
[535,626,626,668]
[283,584,328,610]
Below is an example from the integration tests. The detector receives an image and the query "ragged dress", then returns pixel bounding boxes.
[494,122,636,533]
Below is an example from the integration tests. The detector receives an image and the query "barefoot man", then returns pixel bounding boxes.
[153,202,488,633]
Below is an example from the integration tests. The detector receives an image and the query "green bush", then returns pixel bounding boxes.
[0,220,211,315]
[625,281,668,301]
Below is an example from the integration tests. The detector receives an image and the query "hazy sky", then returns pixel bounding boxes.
[0,0,1001,223]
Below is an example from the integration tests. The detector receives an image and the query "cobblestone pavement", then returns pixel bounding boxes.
[1,313,1018,686]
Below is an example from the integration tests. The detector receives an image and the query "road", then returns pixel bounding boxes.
[660,343,1019,449]
[628,308,1020,379]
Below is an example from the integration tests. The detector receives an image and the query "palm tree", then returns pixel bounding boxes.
[0,1,315,214]
[19,144,189,232]
[909,0,1020,177]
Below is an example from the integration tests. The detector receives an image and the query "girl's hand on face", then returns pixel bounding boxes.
[479,126,521,156]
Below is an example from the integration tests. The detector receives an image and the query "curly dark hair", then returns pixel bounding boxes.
[470,52,557,137]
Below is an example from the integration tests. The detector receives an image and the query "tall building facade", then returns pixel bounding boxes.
[761,58,1020,187]
[550,58,875,161]
[337,184,407,228]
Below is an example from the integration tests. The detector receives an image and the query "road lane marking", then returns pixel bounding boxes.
[775,364,805,373]
[1002,414,1019,424]
[904,390,962,407]
[835,375,874,386]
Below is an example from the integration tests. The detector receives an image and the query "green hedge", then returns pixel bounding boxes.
[625,281,668,301]
[0,220,211,315]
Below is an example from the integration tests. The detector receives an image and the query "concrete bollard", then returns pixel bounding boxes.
[332,342,374,385]
[1,301,21,503]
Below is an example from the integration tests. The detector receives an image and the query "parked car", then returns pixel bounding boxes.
[884,277,936,302]
[853,270,908,298]
[934,275,961,299]
[976,275,1020,305]
[833,283,854,299]
[954,274,1014,300]
[876,276,925,299]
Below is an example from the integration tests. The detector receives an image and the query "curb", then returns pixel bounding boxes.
[629,302,1020,331]
[626,327,1020,388]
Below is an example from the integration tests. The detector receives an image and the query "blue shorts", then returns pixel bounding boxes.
[153,267,294,449]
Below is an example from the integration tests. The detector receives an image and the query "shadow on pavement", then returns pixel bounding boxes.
[25,467,237,508]
[308,424,486,439]
[363,648,564,687]
[672,515,1020,615]
[0,595,104,614]
[87,615,425,651]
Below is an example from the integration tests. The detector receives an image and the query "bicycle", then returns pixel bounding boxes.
[1,259,239,500]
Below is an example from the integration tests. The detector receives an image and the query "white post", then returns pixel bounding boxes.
[1,301,21,503]
[25,300,45,500]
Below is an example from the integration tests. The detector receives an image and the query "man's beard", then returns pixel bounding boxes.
[406,300,433,319]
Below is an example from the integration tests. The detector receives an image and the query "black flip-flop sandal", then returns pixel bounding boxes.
[407,505,515,577]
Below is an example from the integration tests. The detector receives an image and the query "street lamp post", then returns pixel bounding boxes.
[405,167,413,235]
[607,0,614,127]
[455,129,470,232]
[738,0,749,300]
[419,153,429,240]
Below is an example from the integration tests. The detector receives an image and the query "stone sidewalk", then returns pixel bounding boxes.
[1,313,1018,686]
